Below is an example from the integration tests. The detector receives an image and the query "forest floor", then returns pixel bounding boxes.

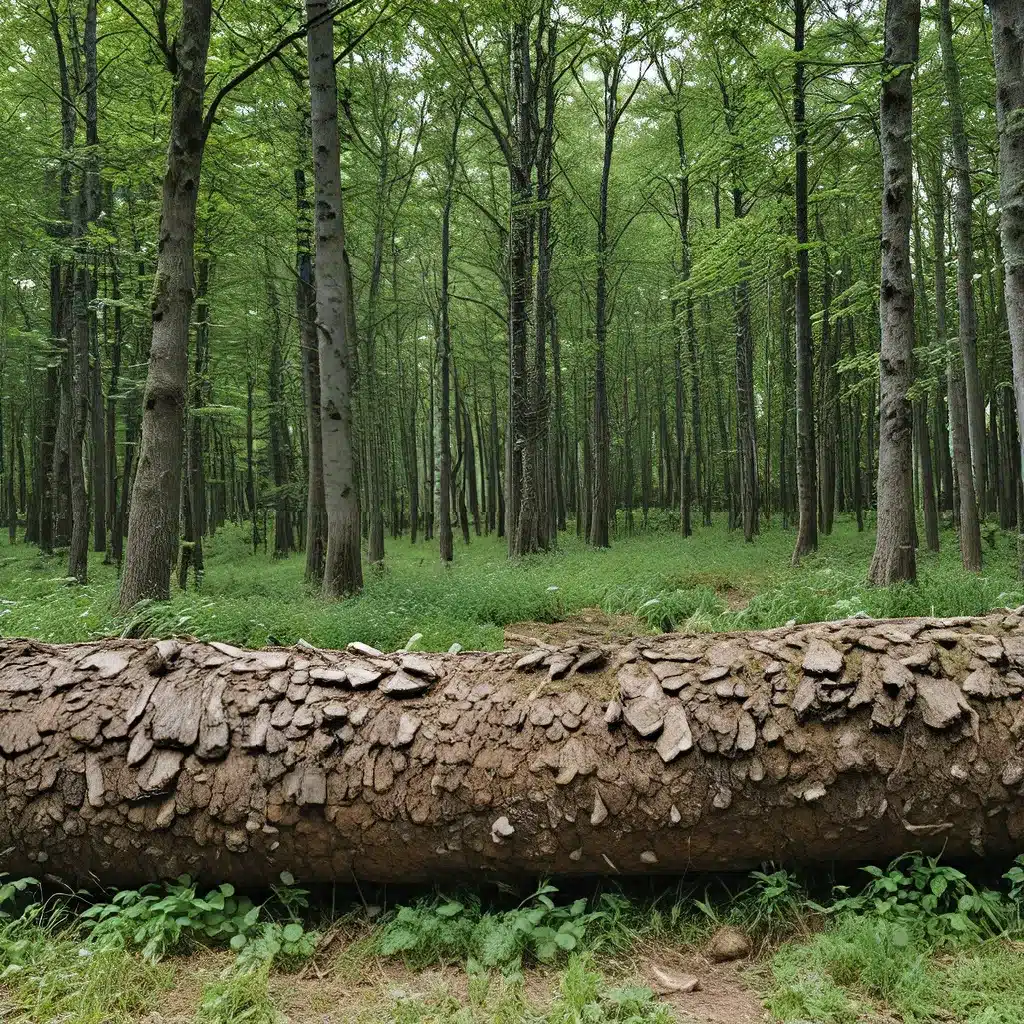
[2,514,1023,652]
[4,516,1024,1022]
[1,865,1024,1023]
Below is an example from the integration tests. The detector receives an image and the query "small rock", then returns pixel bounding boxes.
[491,815,514,843]
[591,791,609,826]
[707,925,752,962]
[917,677,971,730]
[393,713,422,747]
[309,667,347,685]
[604,699,623,725]
[650,967,701,995]
[640,850,658,864]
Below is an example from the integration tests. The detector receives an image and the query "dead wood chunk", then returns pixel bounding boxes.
[792,676,817,718]
[381,669,432,698]
[127,728,154,766]
[548,653,575,680]
[322,701,349,722]
[393,713,422,748]
[401,655,439,680]
[197,681,230,760]
[962,665,1002,698]
[151,683,203,748]
[209,641,247,659]
[900,644,935,669]
[917,678,972,730]
[700,665,730,683]
[803,639,843,676]
[144,639,181,676]
[573,649,606,673]
[347,662,384,690]
[137,749,184,792]
[309,667,348,686]
[246,651,291,672]
[80,650,129,680]
[656,706,693,762]
[880,656,914,691]
[857,634,890,652]
[348,641,385,659]
[0,713,42,755]
[515,650,546,671]
[70,717,102,746]
[85,753,105,808]
[707,926,751,962]
[736,710,757,752]
[623,696,665,738]
[617,661,654,700]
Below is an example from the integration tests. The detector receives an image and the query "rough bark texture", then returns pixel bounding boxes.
[119,0,212,609]
[3,615,1024,888]
[306,0,363,597]
[989,2,1024,547]
[869,0,919,586]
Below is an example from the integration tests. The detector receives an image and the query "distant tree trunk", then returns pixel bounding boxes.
[939,0,986,513]
[987,0,1024,569]
[296,165,326,584]
[307,0,362,597]
[438,161,455,565]
[928,162,981,570]
[507,18,537,558]
[68,261,90,583]
[119,0,212,609]
[869,0,919,587]
[792,0,818,563]
[179,257,209,590]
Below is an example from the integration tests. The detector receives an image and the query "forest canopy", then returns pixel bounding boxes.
[0,0,1022,607]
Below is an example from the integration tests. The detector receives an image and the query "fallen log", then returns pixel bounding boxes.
[2,614,1024,888]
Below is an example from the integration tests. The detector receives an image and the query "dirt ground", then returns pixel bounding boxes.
[137,943,767,1023]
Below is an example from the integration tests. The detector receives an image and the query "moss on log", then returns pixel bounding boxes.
[2,615,1024,887]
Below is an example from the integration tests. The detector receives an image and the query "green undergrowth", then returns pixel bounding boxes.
[3,514,1022,652]
[2,857,1024,1022]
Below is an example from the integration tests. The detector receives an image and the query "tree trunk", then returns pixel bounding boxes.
[307,0,362,597]
[119,0,212,609]
[939,0,986,512]
[928,162,982,569]
[869,0,920,587]
[3,614,1024,886]
[987,1,1024,568]
[295,166,327,584]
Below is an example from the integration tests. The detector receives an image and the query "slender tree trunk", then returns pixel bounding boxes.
[296,165,326,583]
[307,0,362,596]
[119,0,212,609]
[939,0,986,512]
[869,0,920,587]
[792,0,818,562]
[438,164,454,564]
[987,1,1024,569]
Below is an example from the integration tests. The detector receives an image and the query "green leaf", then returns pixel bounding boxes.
[282,923,304,943]
[435,901,464,918]
[279,871,295,887]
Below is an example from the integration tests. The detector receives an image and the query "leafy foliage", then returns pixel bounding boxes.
[375,884,616,975]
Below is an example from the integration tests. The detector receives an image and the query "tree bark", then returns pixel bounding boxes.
[2,614,1024,887]
[939,0,986,512]
[306,0,362,597]
[987,1,1024,568]
[791,0,817,563]
[119,0,212,609]
[869,0,920,587]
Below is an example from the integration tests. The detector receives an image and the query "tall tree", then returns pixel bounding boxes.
[938,0,986,512]
[792,0,817,563]
[306,0,363,596]
[987,0,1024,564]
[869,0,920,586]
